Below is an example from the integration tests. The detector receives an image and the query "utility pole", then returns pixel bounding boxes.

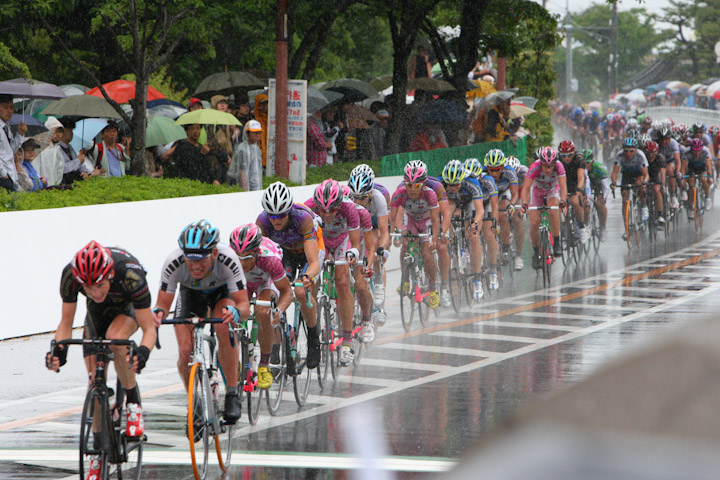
[565,13,573,103]
[275,0,289,178]
[609,1,618,97]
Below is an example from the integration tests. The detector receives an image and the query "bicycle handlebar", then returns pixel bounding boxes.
[50,338,139,372]
[390,233,432,238]
[161,317,236,347]
[526,206,561,210]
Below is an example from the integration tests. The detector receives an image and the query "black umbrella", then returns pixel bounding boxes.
[194,71,265,98]
[321,78,378,102]
[9,113,47,136]
[702,77,719,86]
[414,100,468,126]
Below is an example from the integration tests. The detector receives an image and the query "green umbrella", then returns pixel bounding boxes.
[406,77,455,91]
[174,109,242,126]
[42,95,123,119]
[146,116,187,147]
[369,74,393,92]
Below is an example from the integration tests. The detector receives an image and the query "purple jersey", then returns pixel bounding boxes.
[305,198,360,250]
[391,184,439,221]
[527,160,566,191]
[256,203,319,255]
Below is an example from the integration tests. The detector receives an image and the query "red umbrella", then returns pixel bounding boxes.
[712,90,720,101]
[86,79,165,104]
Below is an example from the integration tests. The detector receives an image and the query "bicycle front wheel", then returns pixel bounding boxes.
[399,264,414,332]
[79,387,111,480]
[317,298,331,389]
[293,315,312,406]
[188,363,211,480]
[266,325,287,415]
[590,204,601,252]
[241,340,262,426]
[416,268,430,328]
[117,384,144,480]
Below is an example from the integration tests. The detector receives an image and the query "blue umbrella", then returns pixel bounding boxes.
[147,98,186,109]
[645,84,658,93]
[656,80,671,89]
[71,119,109,151]
[9,113,47,136]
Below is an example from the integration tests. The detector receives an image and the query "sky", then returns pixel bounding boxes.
[536,0,674,18]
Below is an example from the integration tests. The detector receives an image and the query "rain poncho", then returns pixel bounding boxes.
[229,123,263,191]
[253,93,268,166]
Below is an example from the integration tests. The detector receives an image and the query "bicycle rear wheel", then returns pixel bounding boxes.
[242,341,262,426]
[329,302,340,381]
[266,325,287,415]
[293,315,312,406]
[694,187,703,231]
[317,298,330,389]
[79,387,111,480]
[399,264,414,332]
[187,363,211,480]
[541,230,552,288]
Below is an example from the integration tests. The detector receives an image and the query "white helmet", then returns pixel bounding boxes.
[261,181,293,215]
[506,155,521,170]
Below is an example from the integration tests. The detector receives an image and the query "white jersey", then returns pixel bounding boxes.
[159,244,247,294]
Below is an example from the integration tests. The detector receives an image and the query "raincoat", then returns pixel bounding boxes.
[229,123,263,191]
[254,93,268,167]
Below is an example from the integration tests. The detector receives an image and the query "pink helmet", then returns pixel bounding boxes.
[404,160,428,183]
[690,138,704,151]
[229,223,263,254]
[539,146,558,165]
[313,179,343,211]
[341,184,352,198]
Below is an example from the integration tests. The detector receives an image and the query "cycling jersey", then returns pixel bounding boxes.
[614,149,649,175]
[355,203,373,233]
[159,244,246,294]
[396,177,448,203]
[478,175,498,204]
[658,137,680,163]
[257,203,320,255]
[586,161,608,183]
[61,247,151,310]
[374,183,391,205]
[560,154,586,193]
[390,184,439,221]
[647,154,667,183]
[515,164,528,187]
[527,160,566,191]
[304,197,360,251]
[441,176,483,210]
[365,188,388,220]
[685,146,711,174]
[243,237,286,296]
[482,165,518,194]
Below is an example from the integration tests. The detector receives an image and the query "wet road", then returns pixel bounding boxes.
[3,195,720,479]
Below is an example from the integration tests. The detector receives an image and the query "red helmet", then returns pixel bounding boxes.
[644,140,659,153]
[558,140,575,155]
[72,241,114,286]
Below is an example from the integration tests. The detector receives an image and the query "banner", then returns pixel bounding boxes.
[267,79,308,184]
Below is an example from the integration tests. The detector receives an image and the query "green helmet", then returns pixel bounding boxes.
[463,158,482,177]
[581,149,594,162]
[484,148,506,167]
[442,160,466,185]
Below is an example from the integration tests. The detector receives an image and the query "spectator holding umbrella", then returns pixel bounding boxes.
[0,94,27,191]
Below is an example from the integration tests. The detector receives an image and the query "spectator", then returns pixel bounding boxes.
[228,119,263,191]
[321,105,343,164]
[408,46,432,80]
[253,93,269,167]
[18,139,46,191]
[358,109,387,160]
[205,94,233,183]
[13,149,32,192]
[0,94,27,191]
[408,124,448,152]
[188,97,203,112]
[87,120,130,177]
[172,123,219,185]
[58,117,101,184]
[34,117,65,186]
[306,113,327,168]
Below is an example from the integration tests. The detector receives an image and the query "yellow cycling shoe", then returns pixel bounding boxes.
[396,281,410,294]
[257,366,274,389]
[428,290,440,309]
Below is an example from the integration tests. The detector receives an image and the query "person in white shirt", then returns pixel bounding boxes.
[0,94,27,191]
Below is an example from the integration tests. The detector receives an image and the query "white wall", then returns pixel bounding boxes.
[1,176,403,340]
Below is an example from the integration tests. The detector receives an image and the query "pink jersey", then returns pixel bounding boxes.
[526,160,566,191]
[390,185,439,221]
[244,237,286,294]
[356,204,373,232]
[304,198,359,250]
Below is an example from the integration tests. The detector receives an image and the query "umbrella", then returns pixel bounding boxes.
[414,99,468,126]
[509,102,536,120]
[87,80,166,104]
[321,78,378,102]
[307,87,342,114]
[712,90,720,101]
[516,96,539,109]
[588,100,602,110]
[343,104,377,129]
[406,77,455,92]
[193,71,265,98]
[696,86,709,97]
[483,89,516,107]
[146,116,187,147]
[656,80,671,89]
[70,118,108,151]
[666,81,690,90]
[9,113,47,136]
[148,104,187,119]
[0,78,66,100]
[629,88,645,95]
[43,95,123,119]
[656,91,667,98]
[369,74,393,92]
[705,80,720,95]
[645,84,658,93]
[690,83,703,92]
[60,84,89,96]
[625,91,646,103]
[174,109,241,126]
[703,77,720,86]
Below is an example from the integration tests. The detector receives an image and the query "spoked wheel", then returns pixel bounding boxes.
[79,388,111,480]
[590,204,601,253]
[350,300,364,366]
[119,431,143,480]
[188,363,211,480]
[243,341,262,426]
[399,264,414,332]
[448,261,465,313]
[316,298,330,389]
[631,203,641,247]
[541,231,553,288]
[293,316,312,406]
[266,326,287,416]
[623,200,633,250]
[329,304,340,381]
[559,217,571,265]
[215,418,233,474]
[694,188,704,231]
[417,268,430,328]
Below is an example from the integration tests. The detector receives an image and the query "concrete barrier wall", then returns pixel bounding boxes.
[646,106,720,126]
[1,176,404,340]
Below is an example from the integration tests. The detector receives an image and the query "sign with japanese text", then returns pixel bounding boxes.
[267,79,307,184]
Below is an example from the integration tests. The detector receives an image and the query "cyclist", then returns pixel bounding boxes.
[655,126,681,209]
[482,150,523,272]
[228,224,294,389]
[305,179,362,365]
[152,220,249,424]
[610,138,650,238]
[681,138,713,204]
[691,122,715,157]
[442,159,486,300]
[396,160,452,307]
[558,140,589,244]
[256,181,323,369]
[348,164,389,326]
[46,241,156,455]
[390,161,442,308]
[503,155,527,268]
[642,140,667,225]
[582,149,610,241]
[522,146,567,269]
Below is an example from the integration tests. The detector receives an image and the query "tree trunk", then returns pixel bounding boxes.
[452,0,490,91]
[130,75,149,175]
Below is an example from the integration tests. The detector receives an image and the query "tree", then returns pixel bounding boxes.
[662,0,701,80]
[692,0,720,80]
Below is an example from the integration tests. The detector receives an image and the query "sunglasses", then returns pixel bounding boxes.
[320,206,340,214]
[352,194,370,201]
[269,213,288,220]
[238,253,258,261]
[405,182,425,189]
[623,148,637,153]
[487,166,504,172]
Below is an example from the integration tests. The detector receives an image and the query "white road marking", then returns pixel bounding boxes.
[515,311,607,322]
[582,294,666,303]
[378,341,498,358]
[485,320,582,332]
[426,331,539,344]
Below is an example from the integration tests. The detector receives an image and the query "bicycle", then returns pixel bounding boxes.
[527,205,561,288]
[284,286,313,406]
[160,317,234,480]
[614,183,645,250]
[50,338,144,480]
[560,193,582,265]
[236,298,263,426]
[448,216,473,312]
[684,174,709,231]
[481,215,503,295]
[391,232,433,331]
[587,185,604,253]
[498,206,519,283]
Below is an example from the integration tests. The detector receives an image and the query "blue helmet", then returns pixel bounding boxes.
[592,110,599,118]
[574,106,583,116]
[178,219,220,256]
[622,137,639,149]
[348,164,375,196]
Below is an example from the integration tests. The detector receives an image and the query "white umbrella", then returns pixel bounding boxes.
[625,91,646,103]
[690,83,703,93]
[705,80,720,94]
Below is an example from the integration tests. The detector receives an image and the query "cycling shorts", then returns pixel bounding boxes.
[688,162,708,176]
[402,215,432,243]
[590,178,611,202]
[529,183,561,207]
[175,285,232,319]
[83,302,136,357]
[621,172,642,186]
[282,249,326,283]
